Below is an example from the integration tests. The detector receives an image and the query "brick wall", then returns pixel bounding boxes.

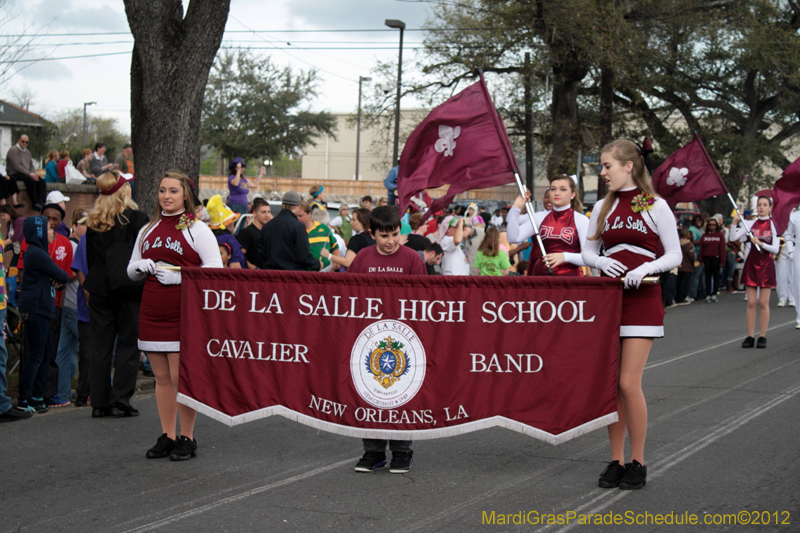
[12,180,101,226]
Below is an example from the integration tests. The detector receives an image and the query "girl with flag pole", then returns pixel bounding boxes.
[582,140,682,490]
[507,174,589,276]
[730,196,779,348]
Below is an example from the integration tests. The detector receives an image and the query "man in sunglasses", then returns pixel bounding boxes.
[5,134,46,210]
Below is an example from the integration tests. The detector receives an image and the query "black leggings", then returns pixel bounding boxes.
[703,256,721,296]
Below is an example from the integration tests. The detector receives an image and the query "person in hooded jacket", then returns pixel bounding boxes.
[16,216,70,413]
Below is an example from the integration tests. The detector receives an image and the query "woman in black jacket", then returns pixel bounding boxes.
[84,171,149,418]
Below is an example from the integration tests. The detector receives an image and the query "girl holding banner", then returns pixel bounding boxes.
[582,140,682,490]
[128,171,222,462]
[507,174,588,276]
[730,196,779,348]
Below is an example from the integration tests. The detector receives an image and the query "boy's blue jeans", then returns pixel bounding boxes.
[54,307,79,400]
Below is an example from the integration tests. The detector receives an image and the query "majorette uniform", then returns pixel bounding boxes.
[582,188,681,338]
[127,211,222,352]
[506,204,590,276]
[729,216,779,288]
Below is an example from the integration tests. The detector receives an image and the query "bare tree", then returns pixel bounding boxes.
[0,0,47,84]
[124,0,230,215]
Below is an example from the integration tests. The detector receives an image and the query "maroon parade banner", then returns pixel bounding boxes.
[178,269,623,445]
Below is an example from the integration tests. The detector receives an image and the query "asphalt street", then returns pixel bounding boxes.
[2,290,799,533]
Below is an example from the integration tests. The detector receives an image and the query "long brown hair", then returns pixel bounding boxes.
[140,171,197,243]
[87,172,139,233]
[550,174,583,212]
[478,226,500,257]
[589,140,656,241]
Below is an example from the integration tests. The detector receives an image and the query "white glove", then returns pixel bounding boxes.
[623,264,649,289]
[595,257,628,278]
[155,268,182,285]
[131,259,157,275]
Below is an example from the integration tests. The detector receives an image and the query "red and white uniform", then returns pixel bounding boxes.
[582,188,681,338]
[128,211,222,352]
[506,204,589,276]
[730,217,778,288]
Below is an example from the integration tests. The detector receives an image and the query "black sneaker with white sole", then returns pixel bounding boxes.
[389,451,413,474]
[354,452,387,472]
[598,460,628,488]
[619,459,647,490]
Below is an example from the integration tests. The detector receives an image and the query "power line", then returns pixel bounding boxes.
[0,27,494,38]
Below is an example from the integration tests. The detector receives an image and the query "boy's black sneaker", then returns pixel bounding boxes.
[618,459,647,490]
[168,436,197,461]
[598,460,628,488]
[354,452,387,472]
[0,406,35,422]
[756,336,767,349]
[146,433,176,459]
[741,336,755,348]
[29,399,50,414]
[389,451,413,474]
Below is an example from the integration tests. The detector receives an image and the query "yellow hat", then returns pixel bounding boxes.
[207,195,240,229]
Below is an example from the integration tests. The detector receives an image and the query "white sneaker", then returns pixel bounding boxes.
[795,323,800,329]
[778,299,787,307]
[790,301,796,307]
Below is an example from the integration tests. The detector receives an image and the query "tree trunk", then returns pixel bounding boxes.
[547,50,589,179]
[124,0,230,216]
[597,65,615,201]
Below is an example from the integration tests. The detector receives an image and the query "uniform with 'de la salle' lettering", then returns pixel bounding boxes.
[582,188,681,338]
[128,212,222,352]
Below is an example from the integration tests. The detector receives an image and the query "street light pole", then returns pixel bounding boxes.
[356,76,372,181]
[83,101,96,145]
[385,19,405,167]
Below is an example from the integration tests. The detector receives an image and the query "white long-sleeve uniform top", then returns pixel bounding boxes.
[581,192,682,276]
[507,205,589,267]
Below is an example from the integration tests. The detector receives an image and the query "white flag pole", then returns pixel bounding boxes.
[511,170,553,275]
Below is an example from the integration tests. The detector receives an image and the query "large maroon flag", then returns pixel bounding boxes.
[179,269,623,445]
[652,134,727,208]
[398,75,517,216]
[771,157,800,235]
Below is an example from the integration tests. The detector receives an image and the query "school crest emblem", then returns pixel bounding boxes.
[351,320,426,408]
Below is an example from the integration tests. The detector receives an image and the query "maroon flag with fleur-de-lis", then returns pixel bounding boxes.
[652,134,728,209]
[397,75,516,218]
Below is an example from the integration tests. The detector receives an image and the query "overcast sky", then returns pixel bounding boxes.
[2,0,433,136]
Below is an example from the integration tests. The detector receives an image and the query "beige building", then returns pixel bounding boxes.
[302,109,442,183]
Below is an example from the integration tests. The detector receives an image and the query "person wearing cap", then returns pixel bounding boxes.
[51,209,89,407]
[439,215,471,276]
[206,194,245,269]
[114,144,134,175]
[258,191,321,271]
[39,202,75,406]
[309,184,327,211]
[84,171,149,419]
[46,190,71,237]
[228,157,265,217]
[330,204,353,244]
